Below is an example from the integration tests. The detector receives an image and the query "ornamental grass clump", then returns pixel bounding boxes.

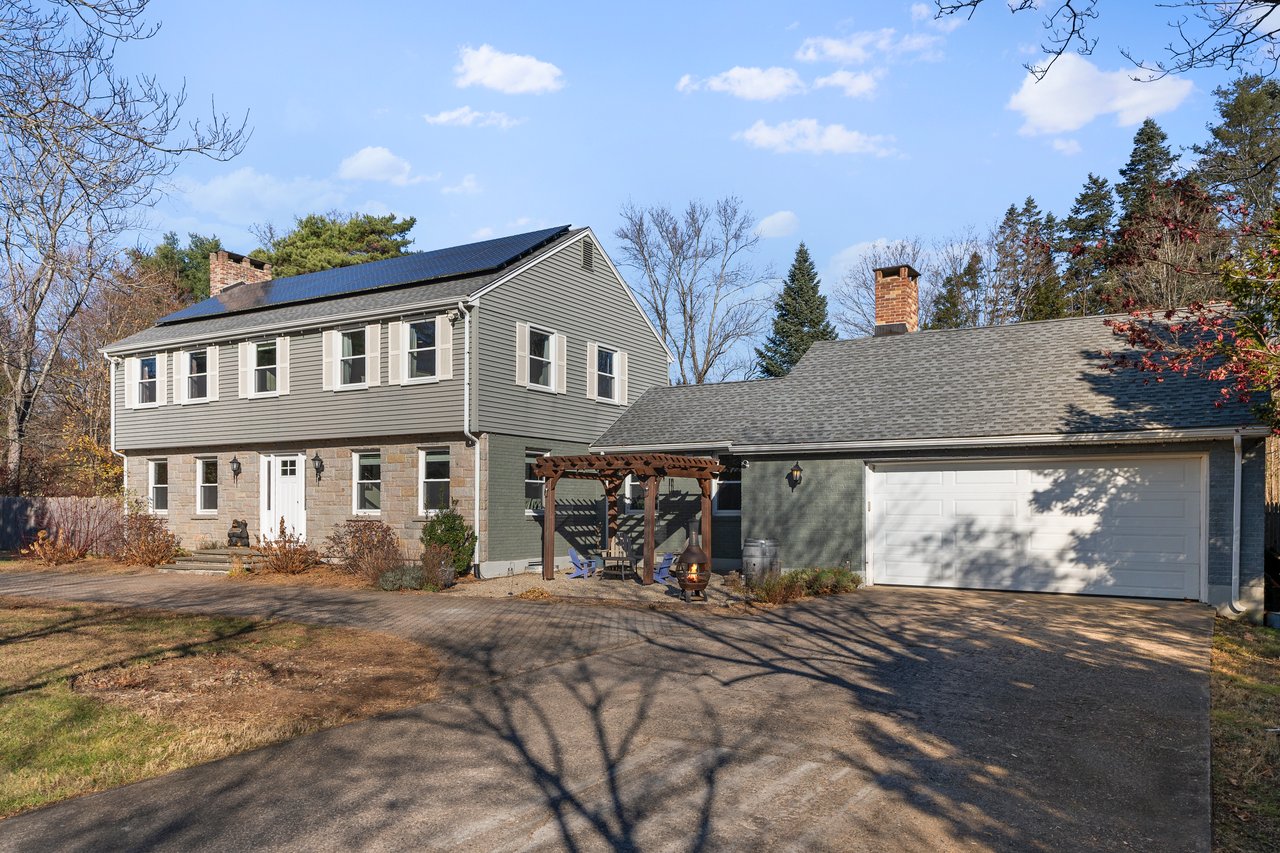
[747,567,862,605]
[21,530,84,566]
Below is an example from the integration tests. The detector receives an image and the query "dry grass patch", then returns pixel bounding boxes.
[1212,616,1280,853]
[0,596,439,818]
[0,555,142,576]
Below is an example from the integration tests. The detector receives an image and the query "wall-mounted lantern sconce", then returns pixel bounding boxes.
[311,451,325,482]
[787,461,804,491]
[229,456,242,483]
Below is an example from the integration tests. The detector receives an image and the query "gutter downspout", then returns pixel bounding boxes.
[1232,434,1244,612]
[458,301,480,567]
[106,355,127,495]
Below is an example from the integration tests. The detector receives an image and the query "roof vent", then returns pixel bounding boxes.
[582,240,594,271]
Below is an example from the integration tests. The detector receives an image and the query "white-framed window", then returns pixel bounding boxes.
[353,451,382,515]
[238,338,288,399]
[254,342,277,395]
[713,467,742,516]
[596,347,618,402]
[138,355,159,405]
[524,449,547,515]
[148,459,169,514]
[407,320,436,381]
[622,474,644,515]
[419,448,450,514]
[186,350,209,400]
[527,327,553,390]
[196,458,219,514]
[340,329,367,387]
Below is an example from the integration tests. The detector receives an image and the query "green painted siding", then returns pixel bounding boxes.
[741,457,865,571]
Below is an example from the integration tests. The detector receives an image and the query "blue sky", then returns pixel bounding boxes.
[124,1,1237,315]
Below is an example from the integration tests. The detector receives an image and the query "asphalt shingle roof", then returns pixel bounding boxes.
[593,314,1266,449]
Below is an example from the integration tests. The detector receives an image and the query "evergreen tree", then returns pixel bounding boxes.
[1115,119,1178,226]
[133,232,223,300]
[1058,173,1116,314]
[251,212,417,278]
[755,241,837,377]
[1191,74,1280,230]
[1019,203,1066,321]
[925,251,983,330]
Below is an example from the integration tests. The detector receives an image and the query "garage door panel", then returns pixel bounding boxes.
[872,457,1202,600]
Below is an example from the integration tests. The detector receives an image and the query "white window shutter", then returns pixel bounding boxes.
[436,315,453,380]
[238,342,250,398]
[175,350,187,405]
[277,337,290,395]
[156,352,169,406]
[365,323,381,387]
[387,321,403,385]
[515,322,529,386]
[586,342,598,400]
[618,351,629,404]
[124,357,137,409]
[208,346,220,402]
[322,331,335,391]
[554,333,567,395]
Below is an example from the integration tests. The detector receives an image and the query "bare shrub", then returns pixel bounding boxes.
[325,520,402,582]
[420,544,456,590]
[21,530,85,565]
[252,519,321,574]
[119,500,180,567]
[31,498,125,557]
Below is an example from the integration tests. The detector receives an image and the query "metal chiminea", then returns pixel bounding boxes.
[677,531,710,603]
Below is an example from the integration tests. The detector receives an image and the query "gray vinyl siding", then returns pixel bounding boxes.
[114,318,465,450]
[475,233,669,443]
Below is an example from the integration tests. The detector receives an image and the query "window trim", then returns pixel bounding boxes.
[712,468,742,517]
[136,355,161,408]
[621,474,644,515]
[148,459,169,515]
[596,345,619,404]
[403,318,439,385]
[244,340,281,399]
[338,328,369,391]
[524,449,548,516]
[195,457,219,515]
[417,447,451,516]
[526,325,556,393]
[352,450,382,516]
[185,348,210,403]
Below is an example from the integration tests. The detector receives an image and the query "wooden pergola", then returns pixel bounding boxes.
[531,453,725,584]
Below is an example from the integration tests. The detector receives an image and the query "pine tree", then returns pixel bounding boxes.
[1059,173,1116,314]
[755,242,837,377]
[1019,203,1066,321]
[134,232,223,300]
[1116,119,1178,225]
[925,252,983,329]
[251,212,417,278]
[1191,74,1280,230]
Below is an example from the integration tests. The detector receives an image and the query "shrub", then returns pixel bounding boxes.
[252,519,322,574]
[420,503,477,578]
[33,498,124,557]
[21,530,85,565]
[325,520,402,582]
[747,567,862,605]
[420,543,456,590]
[119,500,181,567]
[378,564,427,591]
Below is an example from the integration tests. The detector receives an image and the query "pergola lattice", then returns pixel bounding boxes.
[530,453,725,584]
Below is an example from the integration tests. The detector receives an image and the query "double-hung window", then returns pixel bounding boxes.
[596,347,618,402]
[254,342,277,394]
[419,449,450,514]
[354,452,381,514]
[527,328,553,390]
[524,450,547,514]
[341,329,367,387]
[196,458,218,513]
[187,349,209,400]
[407,320,436,381]
[713,468,742,516]
[138,356,158,405]
[148,460,168,513]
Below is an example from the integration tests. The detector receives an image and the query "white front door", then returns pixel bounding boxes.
[260,453,307,541]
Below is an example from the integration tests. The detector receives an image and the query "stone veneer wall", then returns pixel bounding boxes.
[124,432,480,557]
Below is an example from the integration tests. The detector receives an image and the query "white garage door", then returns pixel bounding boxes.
[870,456,1203,600]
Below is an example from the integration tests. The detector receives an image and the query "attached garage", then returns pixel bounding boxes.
[869,456,1204,600]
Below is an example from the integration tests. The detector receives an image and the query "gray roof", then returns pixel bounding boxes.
[593,314,1266,449]
[105,228,583,353]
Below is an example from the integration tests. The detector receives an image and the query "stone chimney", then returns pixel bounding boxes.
[209,250,272,298]
[872,264,920,336]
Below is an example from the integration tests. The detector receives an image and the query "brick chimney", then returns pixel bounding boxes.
[873,264,919,336]
[209,250,272,298]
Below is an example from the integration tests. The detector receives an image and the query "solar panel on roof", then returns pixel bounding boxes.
[158,225,571,325]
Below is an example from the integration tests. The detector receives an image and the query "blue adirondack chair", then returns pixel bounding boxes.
[568,548,599,579]
[653,552,676,583]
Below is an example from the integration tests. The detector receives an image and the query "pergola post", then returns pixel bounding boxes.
[699,477,713,569]
[642,474,657,584]
[603,477,622,549]
[542,475,558,580]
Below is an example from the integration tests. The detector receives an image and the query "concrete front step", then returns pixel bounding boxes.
[157,565,231,576]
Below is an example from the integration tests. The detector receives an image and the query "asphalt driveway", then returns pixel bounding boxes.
[0,576,1212,852]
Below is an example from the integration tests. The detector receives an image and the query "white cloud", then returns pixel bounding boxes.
[756,210,799,238]
[737,119,895,156]
[1007,54,1193,135]
[424,106,522,129]
[678,66,806,100]
[910,2,965,32]
[337,146,436,186]
[1052,138,1082,156]
[177,167,346,226]
[796,29,941,63]
[454,44,564,94]
[442,174,481,195]
[814,69,880,98]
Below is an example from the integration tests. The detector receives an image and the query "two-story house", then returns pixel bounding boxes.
[102,225,672,574]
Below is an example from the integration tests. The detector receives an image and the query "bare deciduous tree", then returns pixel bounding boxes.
[0,1,246,493]
[613,197,770,384]
[830,237,934,336]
